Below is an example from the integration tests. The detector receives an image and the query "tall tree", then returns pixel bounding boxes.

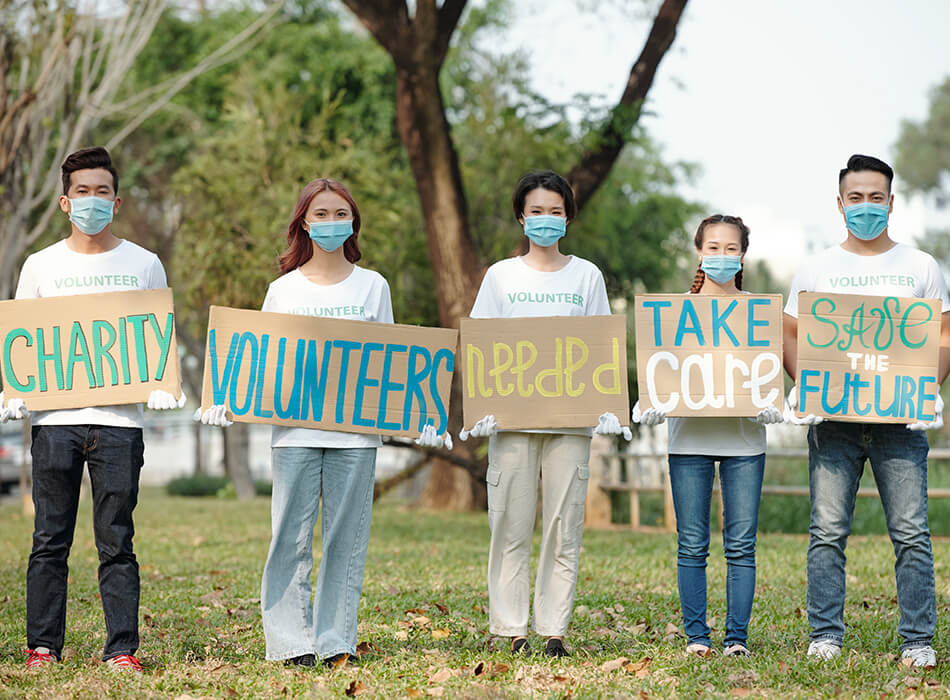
[341,0,689,507]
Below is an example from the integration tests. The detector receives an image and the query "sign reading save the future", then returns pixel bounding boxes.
[796,292,941,423]
[634,294,784,416]
[199,306,457,438]
[0,288,181,410]
[459,315,630,430]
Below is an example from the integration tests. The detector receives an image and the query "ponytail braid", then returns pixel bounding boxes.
[734,267,743,291]
[689,264,705,294]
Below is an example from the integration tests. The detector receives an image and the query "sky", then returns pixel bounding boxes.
[503,0,950,282]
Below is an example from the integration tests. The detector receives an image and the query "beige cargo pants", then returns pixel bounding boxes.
[486,431,591,637]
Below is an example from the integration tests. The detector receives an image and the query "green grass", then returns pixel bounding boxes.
[2,491,950,698]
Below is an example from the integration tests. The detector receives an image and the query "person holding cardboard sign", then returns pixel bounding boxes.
[195,178,436,669]
[632,215,782,659]
[462,170,627,658]
[782,155,950,668]
[3,147,186,673]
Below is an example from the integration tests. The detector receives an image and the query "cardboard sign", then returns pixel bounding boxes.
[796,292,941,423]
[0,288,181,410]
[634,294,784,417]
[459,315,630,430]
[199,306,457,437]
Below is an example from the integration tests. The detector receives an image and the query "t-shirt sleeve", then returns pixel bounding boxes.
[261,283,277,312]
[921,256,950,312]
[784,268,809,318]
[14,256,38,300]
[147,255,168,289]
[585,268,611,316]
[372,277,395,324]
[469,268,501,319]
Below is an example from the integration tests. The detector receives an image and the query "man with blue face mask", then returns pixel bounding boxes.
[782,154,950,668]
[3,147,186,673]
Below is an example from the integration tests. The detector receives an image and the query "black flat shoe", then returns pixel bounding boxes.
[323,652,350,669]
[511,637,532,656]
[544,638,571,658]
[285,653,316,667]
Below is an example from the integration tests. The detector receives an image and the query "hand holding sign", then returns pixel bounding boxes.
[193,404,233,427]
[908,394,944,431]
[459,414,498,441]
[631,401,666,426]
[593,412,633,440]
[784,386,823,426]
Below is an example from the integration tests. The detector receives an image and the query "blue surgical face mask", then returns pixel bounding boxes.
[701,254,742,284]
[843,201,889,241]
[523,214,566,247]
[307,220,353,252]
[68,196,115,235]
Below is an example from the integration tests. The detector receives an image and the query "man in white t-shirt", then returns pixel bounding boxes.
[2,147,185,672]
[783,154,950,668]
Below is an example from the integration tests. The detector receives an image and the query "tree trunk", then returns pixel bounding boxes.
[222,423,255,500]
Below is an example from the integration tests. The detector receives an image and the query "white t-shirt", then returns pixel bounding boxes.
[784,242,950,317]
[14,239,168,428]
[470,255,611,435]
[261,266,394,449]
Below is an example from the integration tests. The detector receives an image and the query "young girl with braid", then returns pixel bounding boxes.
[632,215,783,658]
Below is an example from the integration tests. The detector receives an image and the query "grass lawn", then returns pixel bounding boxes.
[2,490,950,698]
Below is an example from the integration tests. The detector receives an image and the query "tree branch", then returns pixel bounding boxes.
[340,0,411,61]
[434,0,467,66]
[567,0,688,212]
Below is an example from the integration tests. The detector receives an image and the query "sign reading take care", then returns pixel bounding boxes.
[459,315,630,430]
[634,294,784,416]
[199,306,458,437]
[796,292,941,423]
[0,288,181,410]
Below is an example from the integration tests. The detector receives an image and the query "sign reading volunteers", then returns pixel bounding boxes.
[459,315,630,429]
[795,292,941,423]
[0,288,181,410]
[199,306,457,437]
[634,294,783,416]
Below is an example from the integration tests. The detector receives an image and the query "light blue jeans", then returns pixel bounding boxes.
[668,453,765,648]
[261,447,376,661]
[807,422,935,651]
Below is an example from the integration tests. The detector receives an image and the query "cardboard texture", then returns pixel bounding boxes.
[200,306,458,438]
[634,294,784,417]
[796,291,941,423]
[0,288,181,410]
[459,315,630,430]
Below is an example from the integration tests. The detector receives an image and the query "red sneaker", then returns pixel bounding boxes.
[105,654,143,672]
[25,648,56,669]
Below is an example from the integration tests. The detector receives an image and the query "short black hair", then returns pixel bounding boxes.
[62,146,119,195]
[512,170,577,222]
[838,154,893,192]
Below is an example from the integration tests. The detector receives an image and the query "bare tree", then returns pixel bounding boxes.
[0,0,285,299]
[341,0,689,508]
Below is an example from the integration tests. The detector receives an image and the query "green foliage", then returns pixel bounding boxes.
[2,494,950,697]
[166,474,229,497]
[895,76,950,197]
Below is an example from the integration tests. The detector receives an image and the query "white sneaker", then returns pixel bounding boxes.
[724,643,751,657]
[901,646,937,668]
[686,642,712,658]
[807,640,841,660]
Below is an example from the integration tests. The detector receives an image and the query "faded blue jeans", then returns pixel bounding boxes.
[261,447,376,661]
[668,453,765,648]
[807,422,935,651]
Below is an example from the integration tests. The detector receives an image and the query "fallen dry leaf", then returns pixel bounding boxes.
[433,602,449,615]
[601,656,630,672]
[426,688,444,697]
[394,630,409,641]
[328,653,350,670]
[356,641,378,657]
[664,622,679,636]
[492,662,510,674]
[731,690,751,698]
[431,628,451,639]
[428,668,455,684]
[406,690,422,699]
[472,661,486,677]
[345,680,368,697]
[625,656,652,679]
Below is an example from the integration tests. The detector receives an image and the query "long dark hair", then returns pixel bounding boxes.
[278,178,362,273]
[689,214,750,293]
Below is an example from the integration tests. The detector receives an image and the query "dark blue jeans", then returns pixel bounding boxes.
[668,453,765,647]
[806,422,935,651]
[27,425,144,660]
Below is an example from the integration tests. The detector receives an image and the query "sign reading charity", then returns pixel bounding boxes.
[200,306,457,438]
[634,294,784,416]
[459,315,630,430]
[0,288,181,410]
[796,292,941,423]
